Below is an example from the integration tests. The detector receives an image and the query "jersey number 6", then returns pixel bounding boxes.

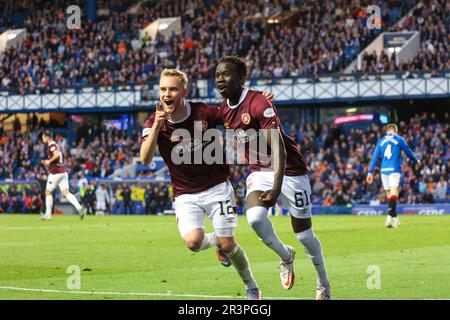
[294,190,310,208]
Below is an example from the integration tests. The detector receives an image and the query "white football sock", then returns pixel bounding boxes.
[45,195,53,215]
[296,228,329,287]
[198,232,216,251]
[225,243,258,290]
[247,206,290,261]
[65,193,82,212]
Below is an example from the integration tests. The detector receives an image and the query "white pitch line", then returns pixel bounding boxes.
[0,286,302,300]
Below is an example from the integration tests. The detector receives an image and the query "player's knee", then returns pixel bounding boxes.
[45,190,52,196]
[185,238,202,252]
[296,228,318,253]
[246,206,267,229]
[296,227,312,241]
[217,238,236,253]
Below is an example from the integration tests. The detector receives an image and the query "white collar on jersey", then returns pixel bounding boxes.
[227,88,249,109]
[167,101,191,124]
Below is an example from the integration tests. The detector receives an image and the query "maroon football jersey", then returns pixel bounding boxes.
[47,142,67,174]
[142,102,229,197]
[217,89,309,176]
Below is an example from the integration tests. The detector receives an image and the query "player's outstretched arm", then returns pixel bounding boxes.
[259,127,287,206]
[399,137,420,164]
[367,143,380,184]
[140,103,166,165]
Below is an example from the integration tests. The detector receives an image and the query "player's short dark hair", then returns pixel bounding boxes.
[218,55,248,85]
[42,130,53,138]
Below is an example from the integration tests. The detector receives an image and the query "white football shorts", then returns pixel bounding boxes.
[381,173,401,191]
[174,181,238,238]
[46,172,70,192]
[96,202,107,211]
[246,171,312,219]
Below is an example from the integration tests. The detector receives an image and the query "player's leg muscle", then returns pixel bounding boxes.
[296,227,329,287]
[183,228,205,252]
[246,190,268,209]
[216,236,236,253]
[246,191,290,261]
[291,216,312,233]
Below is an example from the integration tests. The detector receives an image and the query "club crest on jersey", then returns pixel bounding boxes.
[241,113,251,125]
[194,120,208,131]
[263,108,276,118]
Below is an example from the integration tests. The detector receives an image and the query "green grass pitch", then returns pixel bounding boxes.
[0,214,449,300]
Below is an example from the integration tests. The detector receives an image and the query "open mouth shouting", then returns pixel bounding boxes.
[163,99,176,110]
[217,84,227,95]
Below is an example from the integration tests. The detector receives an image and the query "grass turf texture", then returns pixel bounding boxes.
[0,214,449,300]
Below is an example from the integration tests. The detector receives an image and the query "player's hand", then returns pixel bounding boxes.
[417,159,421,165]
[366,174,373,184]
[259,189,280,207]
[262,90,275,101]
[153,102,167,130]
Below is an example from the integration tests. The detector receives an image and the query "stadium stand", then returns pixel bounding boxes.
[0,111,448,213]
[355,0,449,75]
[2,0,447,95]
[0,0,448,214]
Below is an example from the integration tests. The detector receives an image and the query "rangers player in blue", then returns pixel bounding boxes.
[366,123,421,228]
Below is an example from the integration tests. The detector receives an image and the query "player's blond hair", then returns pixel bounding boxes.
[386,123,398,133]
[160,68,189,89]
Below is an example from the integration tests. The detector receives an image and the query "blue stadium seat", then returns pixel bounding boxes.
[112,201,125,215]
[133,201,144,215]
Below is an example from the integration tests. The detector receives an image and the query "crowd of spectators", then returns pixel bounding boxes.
[3,0,447,95]
[0,114,171,214]
[287,111,449,206]
[0,114,139,181]
[0,182,43,213]
[0,111,448,213]
[354,0,449,76]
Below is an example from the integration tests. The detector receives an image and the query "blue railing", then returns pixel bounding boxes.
[0,72,449,113]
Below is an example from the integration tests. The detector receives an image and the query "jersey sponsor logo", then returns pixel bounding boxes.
[234,128,259,143]
[263,108,276,118]
[241,113,251,125]
[173,138,209,156]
